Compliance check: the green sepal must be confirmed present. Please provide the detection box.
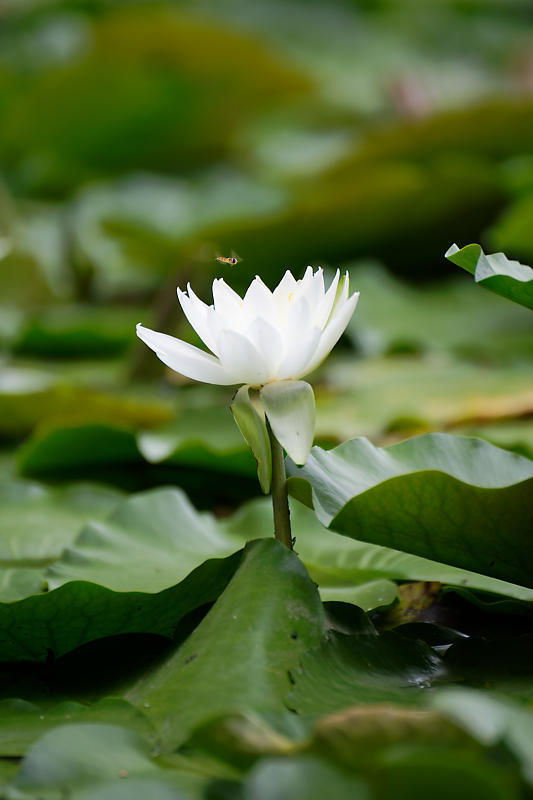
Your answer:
[260,380,315,466]
[230,385,272,493]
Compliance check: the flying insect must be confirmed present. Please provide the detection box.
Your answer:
[215,252,241,266]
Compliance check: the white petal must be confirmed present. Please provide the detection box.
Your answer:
[177,286,218,355]
[212,278,243,318]
[136,324,235,385]
[277,325,322,380]
[244,316,284,376]
[273,270,297,303]
[303,289,360,375]
[314,269,340,328]
[216,328,272,386]
[272,270,297,324]
[243,275,275,319]
[304,267,325,312]
[298,266,314,291]
[281,294,313,342]
[289,266,323,316]
[328,271,350,320]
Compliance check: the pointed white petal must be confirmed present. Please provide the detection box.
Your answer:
[298,266,314,289]
[314,269,340,328]
[216,328,272,386]
[276,295,317,377]
[304,267,325,311]
[260,380,315,465]
[328,272,350,321]
[212,279,243,318]
[244,316,284,376]
[243,275,275,318]
[303,290,360,375]
[290,266,322,314]
[273,270,297,303]
[277,326,322,380]
[177,287,218,354]
[183,282,211,315]
[136,324,235,385]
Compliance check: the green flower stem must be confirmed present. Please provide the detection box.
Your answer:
[267,420,293,550]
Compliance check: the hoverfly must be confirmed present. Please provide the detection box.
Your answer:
[215,252,242,266]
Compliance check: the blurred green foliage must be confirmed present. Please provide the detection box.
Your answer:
[1,1,533,797]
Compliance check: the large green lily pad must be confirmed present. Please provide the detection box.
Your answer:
[125,539,325,750]
[287,433,533,588]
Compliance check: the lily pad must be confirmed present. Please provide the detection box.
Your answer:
[0,697,155,758]
[19,408,257,486]
[7,723,202,799]
[287,433,533,588]
[14,305,143,358]
[0,479,122,566]
[317,355,533,444]
[46,487,239,593]
[0,367,172,440]
[0,479,122,602]
[0,528,242,662]
[125,539,325,750]
[241,756,370,800]
[446,243,533,310]
[432,689,533,786]
[227,499,533,605]
[286,627,441,715]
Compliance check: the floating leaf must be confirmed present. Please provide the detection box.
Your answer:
[46,487,239,593]
[221,499,533,605]
[0,480,122,565]
[241,756,370,800]
[0,698,155,758]
[6,723,203,800]
[287,434,533,588]
[14,305,143,358]
[0,479,122,602]
[20,408,257,483]
[446,243,533,310]
[371,746,518,800]
[0,493,242,662]
[287,627,441,716]
[432,689,533,787]
[310,705,471,772]
[317,355,533,444]
[125,539,325,750]
[0,367,172,440]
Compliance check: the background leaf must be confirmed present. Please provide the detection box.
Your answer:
[446,243,533,310]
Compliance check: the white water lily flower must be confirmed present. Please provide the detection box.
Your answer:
[137,267,358,472]
[136,266,359,388]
